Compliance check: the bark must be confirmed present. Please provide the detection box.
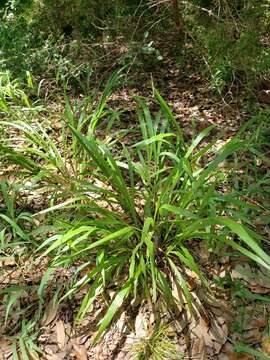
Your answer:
[172,0,183,32]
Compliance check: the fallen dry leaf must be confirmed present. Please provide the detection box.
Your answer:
[192,337,207,359]
[242,328,262,344]
[231,264,255,284]
[55,320,66,350]
[44,344,59,355]
[41,297,59,326]
[0,340,12,360]
[95,343,103,360]
[231,264,270,294]
[0,257,16,267]
[212,319,228,352]
[73,343,88,360]
[190,312,228,355]
[198,241,210,263]
[191,317,212,345]
[135,307,148,338]
[221,341,254,359]
[249,286,270,294]
[227,352,253,360]
[45,352,67,360]
[243,318,267,331]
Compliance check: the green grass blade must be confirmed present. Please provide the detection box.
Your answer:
[93,282,131,344]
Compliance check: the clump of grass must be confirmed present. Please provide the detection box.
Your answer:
[0,179,35,255]
[1,84,270,346]
[0,71,32,112]
[129,324,181,360]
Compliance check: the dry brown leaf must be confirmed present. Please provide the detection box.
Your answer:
[221,343,253,359]
[210,305,234,323]
[242,328,262,344]
[213,342,226,356]
[171,279,184,313]
[185,268,200,287]
[191,314,228,355]
[0,340,12,359]
[192,337,207,359]
[198,242,210,263]
[64,322,72,338]
[211,317,228,342]
[243,318,267,331]
[218,353,230,360]
[73,343,88,360]
[188,292,206,321]
[45,352,67,360]
[191,318,211,344]
[227,352,253,360]
[115,311,127,332]
[249,286,270,294]
[231,264,255,284]
[55,320,66,350]
[41,298,59,326]
[0,257,16,266]
[52,122,63,131]
[135,307,148,338]
[231,264,270,294]
[95,343,103,360]
[44,344,59,355]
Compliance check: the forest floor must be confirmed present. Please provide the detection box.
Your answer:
[0,59,270,360]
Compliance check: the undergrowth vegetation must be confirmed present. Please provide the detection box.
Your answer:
[1,1,270,95]
[1,1,270,359]
[0,69,270,358]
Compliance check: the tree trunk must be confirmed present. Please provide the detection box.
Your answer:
[172,0,183,33]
